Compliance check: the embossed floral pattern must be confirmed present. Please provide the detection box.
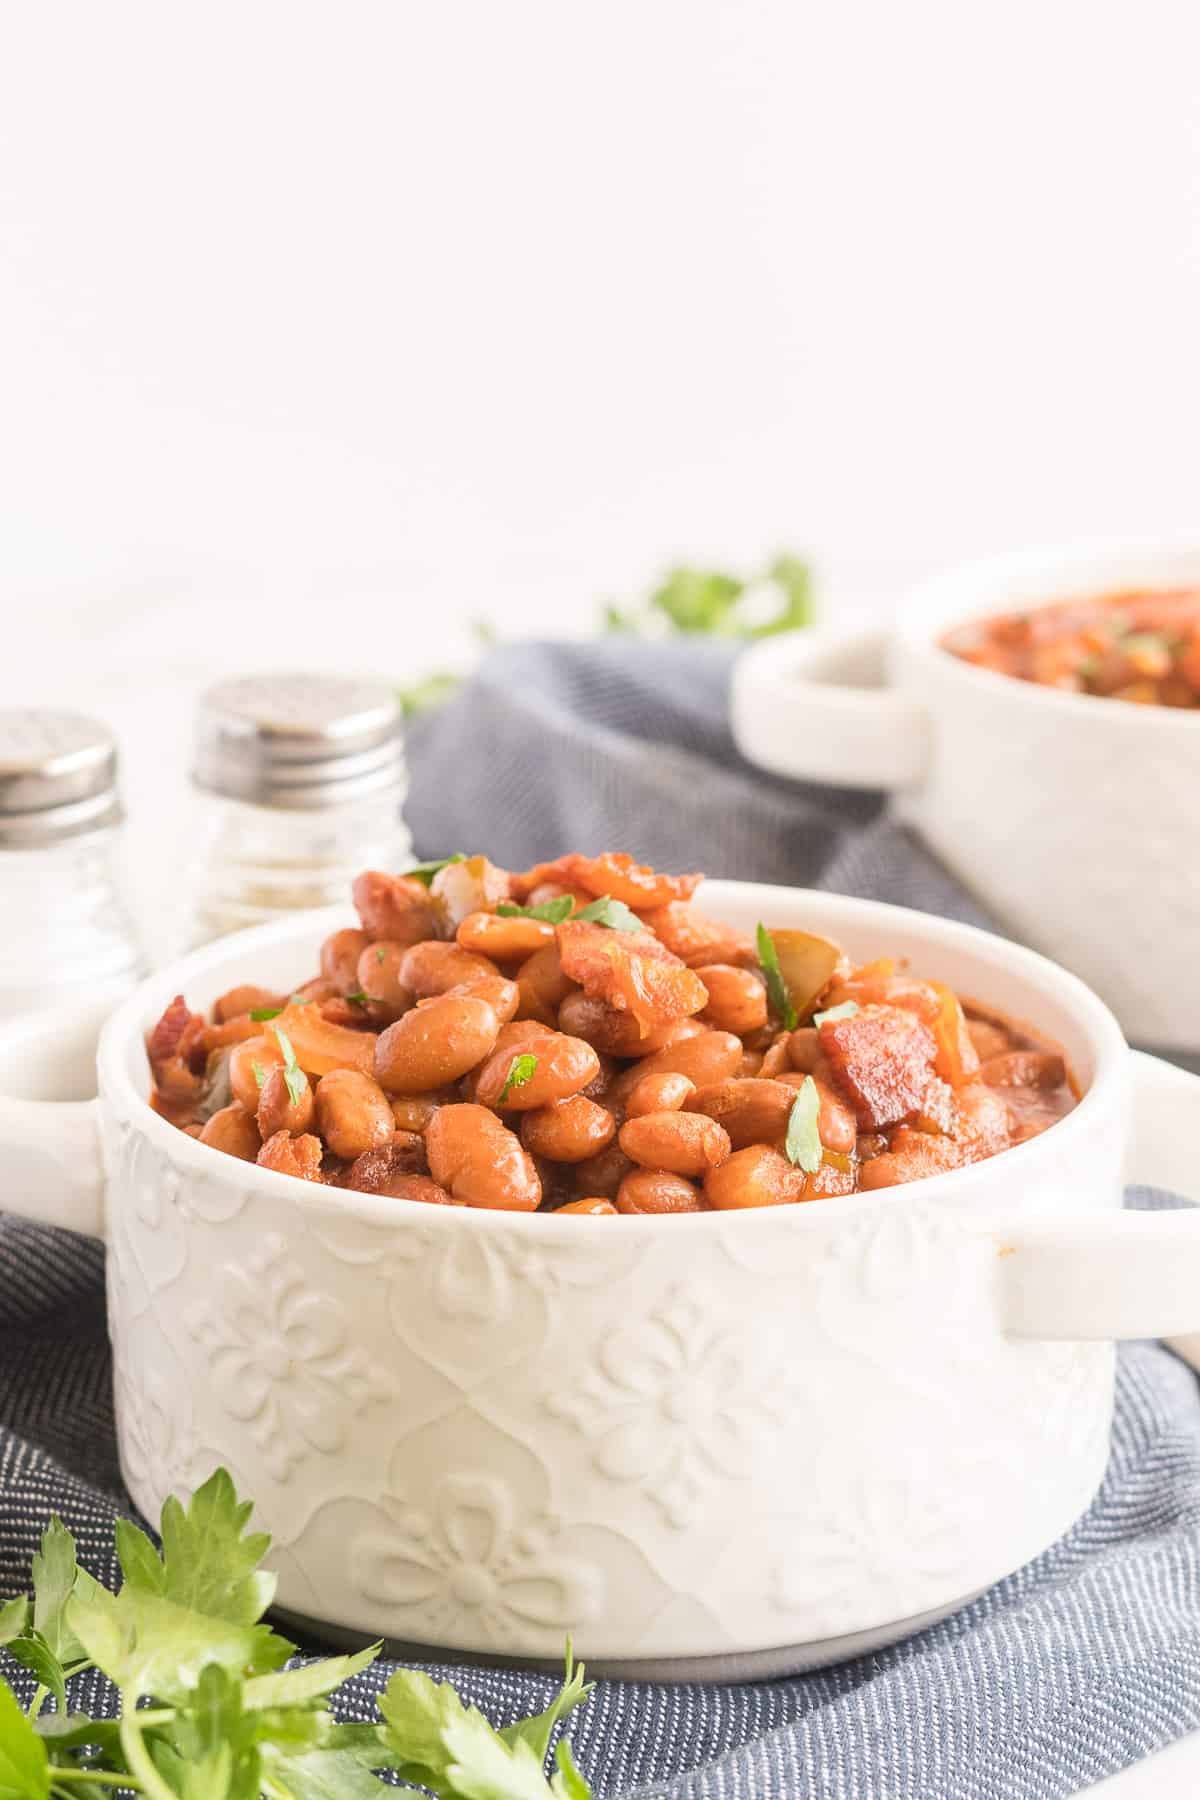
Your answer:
[114,1345,199,1510]
[185,1233,392,1480]
[352,1471,602,1647]
[549,1289,795,1527]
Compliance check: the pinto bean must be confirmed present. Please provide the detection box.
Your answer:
[775,1072,858,1154]
[199,1102,261,1161]
[213,984,283,1024]
[352,870,440,944]
[521,1095,616,1162]
[426,1103,541,1210]
[786,1027,821,1073]
[399,940,499,998]
[572,1143,636,1199]
[390,1092,455,1133]
[619,1110,731,1177]
[758,1033,793,1078]
[616,1170,703,1214]
[556,1197,618,1215]
[315,1068,395,1159]
[354,1171,452,1204]
[979,1050,1067,1090]
[374,995,500,1093]
[446,973,520,1024]
[320,927,374,996]
[357,941,416,1014]
[474,1030,600,1110]
[457,911,555,961]
[517,943,577,1027]
[695,964,768,1036]
[691,1078,797,1148]
[557,993,703,1058]
[256,1064,315,1139]
[608,1030,743,1109]
[704,1144,799,1209]
[624,1072,696,1118]
[256,1130,324,1182]
[228,1035,285,1113]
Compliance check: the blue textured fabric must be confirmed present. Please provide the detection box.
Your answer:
[0,639,1197,1798]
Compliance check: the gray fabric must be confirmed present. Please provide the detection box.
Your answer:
[1,638,1198,1798]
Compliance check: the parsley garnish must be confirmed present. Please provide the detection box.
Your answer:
[574,897,642,932]
[272,1028,308,1107]
[346,990,369,1006]
[0,1471,597,1796]
[499,1053,539,1102]
[757,924,798,1031]
[785,1076,822,1173]
[496,896,575,924]
[376,947,387,964]
[404,853,467,887]
[251,1060,267,1090]
[813,1000,859,1027]
[249,1005,282,1021]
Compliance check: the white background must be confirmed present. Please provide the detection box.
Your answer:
[3,8,1200,1788]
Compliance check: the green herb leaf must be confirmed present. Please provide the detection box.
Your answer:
[241,1644,380,1711]
[6,1630,66,1713]
[0,1680,49,1799]
[785,1076,822,1174]
[397,673,463,719]
[271,1029,308,1109]
[269,1745,393,1797]
[573,897,642,932]
[553,1737,594,1800]
[499,1054,539,1103]
[500,1642,593,1765]
[496,897,574,924]
[250,1006,282,1022]
[757,925,798,1032]
[30,1516,82,1668]
[812,1000,859,1028]
[404,853,467,887]
[0,1598,27,1648]
[375,948,387,964]
[252,1060,267,1090]
[344,991,369,1006]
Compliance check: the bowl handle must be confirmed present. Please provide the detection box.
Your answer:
[0,1002,109,1239]
[999,1051,1200,1341]
[729,627,930,790]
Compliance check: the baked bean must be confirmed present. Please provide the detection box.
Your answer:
[758,1034,792,1078]
[256,1130,324,1182]
[457,911,555,961]
[203,1014,267,1051]
[199,1102,260,1161]
[458,1018,545,1101]
[580,1053,616,1102]
[619,1110,731,1177]
[695,964,768,1036]
[256,1064,315,1139]
[400,940,498,998]
[357,941,416,1014]
[315,1068,395,1159]
[374,995,500,1094]
[430,854,512,930]
[355,1170,452,1204]
[228,1035,285,1112]
[980,1050,1067,1089]
[320,994,394,1031]
[521,1095,616,1162]
[527,880,591,909]
[320,927,374,996]
[291,976,339,1005]
[775,1072,858,1154]
[691,1078,796,1148]
[572,1143,636,1199]
[616,1169,703,1214]
[474,1030,600,1110]
[786,1027,821,1073]
[624,1072,696,1118]
[516,943,576,1027]
[966,1017,1014,1062]
[737,1049,765,1078]
[390,1092,454,1132]
[558,993,703,1058]
[556,1197,618,1215]
[705,1144,800,1209]
[446,973,520,1025]
[269,1004,377,1080]
[352,870,440,945]
[426,1103,541,1210]
[608,1030,743,1108]
[344,1134,431,1192]
[213,984,283,1024]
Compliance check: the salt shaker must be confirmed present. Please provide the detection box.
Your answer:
[185,673,412,946]
[0,711,145,1020]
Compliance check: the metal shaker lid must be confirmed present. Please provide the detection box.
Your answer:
[0,710,123,845]
[192,673,405,809]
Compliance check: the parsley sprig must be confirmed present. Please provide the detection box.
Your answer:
[499,1053,539,1103]
[404,854,466,887]
[574,897,642,932]
[497,897,575,924]
[271,1028,308,1108]
[785,1076,822,1173]
[0,1471,596,1798]
[756,925,797,1032]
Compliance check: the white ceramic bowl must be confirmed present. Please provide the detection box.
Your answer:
[2,881,1200,1681]
[730,541,1200,1051]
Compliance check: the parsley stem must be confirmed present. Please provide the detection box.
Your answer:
[119,1698,177,1800]
[26,1682,47,1720]
[49,1773,145,1789]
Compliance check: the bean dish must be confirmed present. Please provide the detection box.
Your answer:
[147,852,1078,1213]
[942,587,1200,706]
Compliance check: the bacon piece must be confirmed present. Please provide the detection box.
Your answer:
[818,1004,938,1130]
[823,973,979,1088]
[645,902,756,967]
[557,918,708,1036]
[511,853,701,911]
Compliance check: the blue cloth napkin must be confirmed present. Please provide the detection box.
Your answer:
[1,638,1197,1799]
